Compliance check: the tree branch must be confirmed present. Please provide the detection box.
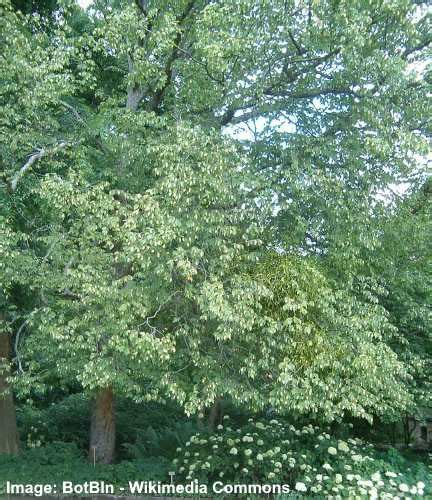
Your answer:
[60,100,111,155]
[149,0,196,112]
[10,141,70,192]
[287,30,305,55]
[59,100,85,124]
[403,37,432,58]
[14,319,28,374]
[134,0,149,16]
[264,85,359,99]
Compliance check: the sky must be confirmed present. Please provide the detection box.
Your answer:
[78,0,92,8]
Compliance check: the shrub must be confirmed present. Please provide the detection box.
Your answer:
[172,416,432,497]
[122,421,199,460]
[16,393,89,449]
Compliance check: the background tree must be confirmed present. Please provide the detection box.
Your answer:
[373,179,432,420]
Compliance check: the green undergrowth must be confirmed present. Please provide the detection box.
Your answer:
[1,396,430,498]
[0,442,171,495]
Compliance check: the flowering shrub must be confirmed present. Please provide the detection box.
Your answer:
[173,416,431,497]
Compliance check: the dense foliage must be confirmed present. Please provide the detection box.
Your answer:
[173,416,431,497]
[0,398,431,498]
[0,0,430,494]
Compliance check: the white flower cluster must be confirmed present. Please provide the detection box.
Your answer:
[173,417,430,497]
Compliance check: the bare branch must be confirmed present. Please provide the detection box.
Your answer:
[14,319,28,374]
[10,141,70,192]
[59,100,85,124]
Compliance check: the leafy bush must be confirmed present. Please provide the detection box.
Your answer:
[123,421,199,460]
[16,394,193,458]
[115,398,193,456]
[172,416,432,497]
[16,393,89,449]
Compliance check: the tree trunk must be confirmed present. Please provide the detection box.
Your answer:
[0,332,19,455]
[89,387,115,464]
[208,398,221,430]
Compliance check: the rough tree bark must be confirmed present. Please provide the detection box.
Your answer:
[88,387,115,464]
[0,332,19,455]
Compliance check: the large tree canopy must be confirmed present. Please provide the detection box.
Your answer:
[0,0,430,462]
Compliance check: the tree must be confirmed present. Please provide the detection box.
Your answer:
[1,0,430,461]
[19,127,258,463]
[192,254,412,422]
[0,0,79,454]
[373,179,432,420]
[0,323,19,455]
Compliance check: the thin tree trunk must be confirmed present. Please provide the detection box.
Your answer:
[208,398,221,430]
[0,332,19,455]
[88,387,115,464]
[403,415,409,447]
